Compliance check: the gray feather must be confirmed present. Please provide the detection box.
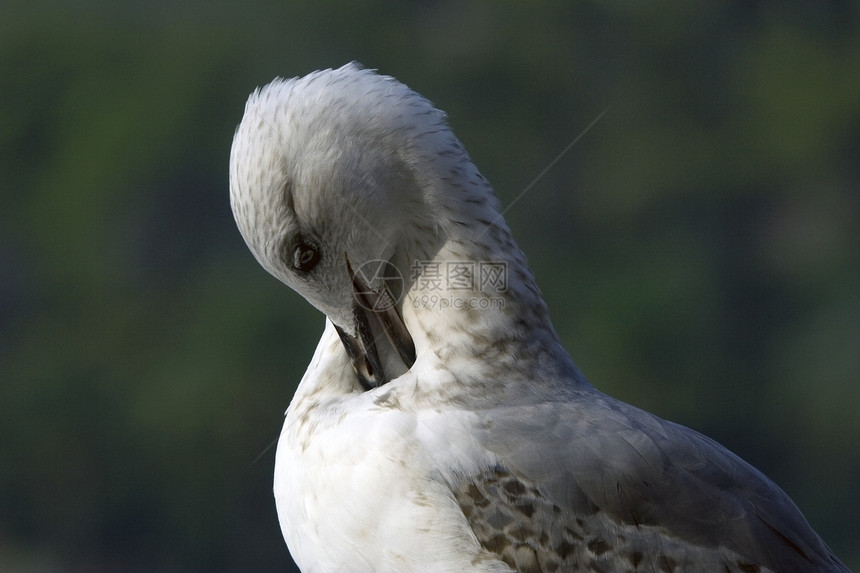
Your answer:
[459,388,848,572]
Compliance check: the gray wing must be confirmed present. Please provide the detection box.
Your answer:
[457,388,849,572]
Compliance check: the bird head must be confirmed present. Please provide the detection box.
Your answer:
[228,64,460,389]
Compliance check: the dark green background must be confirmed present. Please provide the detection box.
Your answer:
[2,1,858,571]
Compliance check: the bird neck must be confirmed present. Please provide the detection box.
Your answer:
[392,134,577,380]
[399,218,573,381]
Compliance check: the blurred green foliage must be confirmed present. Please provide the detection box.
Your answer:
[1,1,858,571]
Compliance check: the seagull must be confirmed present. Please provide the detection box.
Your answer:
[229,63,849,572]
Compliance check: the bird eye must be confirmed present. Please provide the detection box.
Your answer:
[292,240,321,273]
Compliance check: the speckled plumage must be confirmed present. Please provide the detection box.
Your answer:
[229,63,849,572]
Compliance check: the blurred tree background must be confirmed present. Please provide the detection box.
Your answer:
[1,1,858,571]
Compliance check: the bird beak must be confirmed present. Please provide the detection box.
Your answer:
[334,257,416,390]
